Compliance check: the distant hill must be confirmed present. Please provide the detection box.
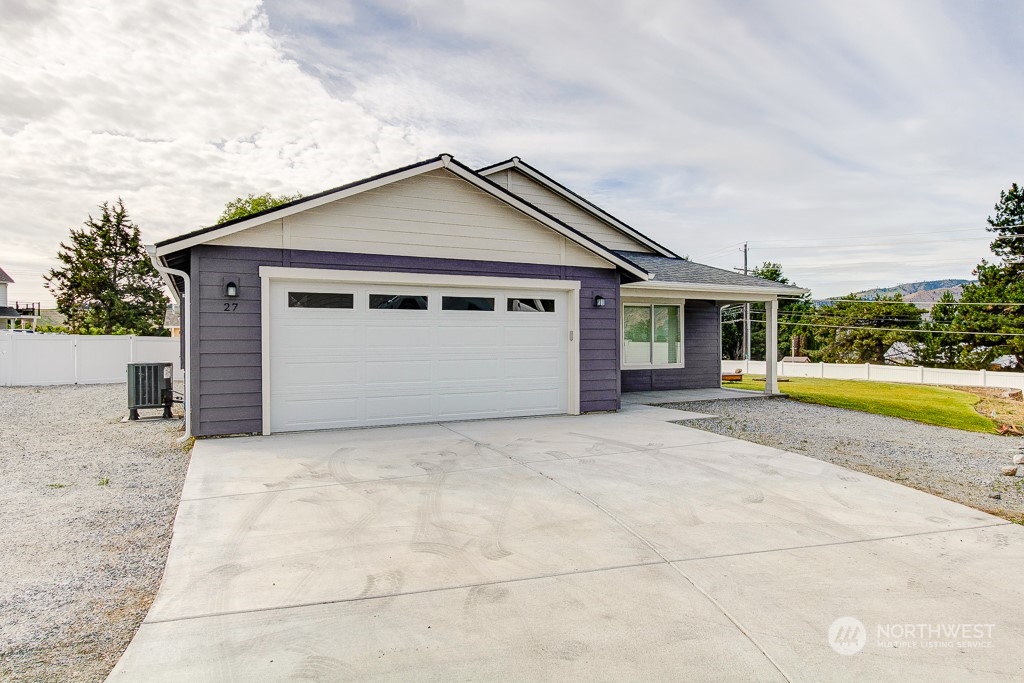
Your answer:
[820,279,974,305]
[853,279,973,303]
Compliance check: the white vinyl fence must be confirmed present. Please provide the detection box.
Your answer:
[0,333,182,386]
[723,359,1024,391]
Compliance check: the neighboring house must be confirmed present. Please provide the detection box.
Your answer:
[0,266,39,332]
[163,303,181,338]
[0,265,12,309]
[152,155,805,437]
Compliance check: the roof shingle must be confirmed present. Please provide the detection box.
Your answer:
[614,251,806,291]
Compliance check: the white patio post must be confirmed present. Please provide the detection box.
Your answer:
[764,299,779,395]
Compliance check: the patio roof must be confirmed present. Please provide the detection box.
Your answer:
[614,251,808,295]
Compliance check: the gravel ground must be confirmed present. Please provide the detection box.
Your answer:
[0,384,190,682]
[670,397,1024,523]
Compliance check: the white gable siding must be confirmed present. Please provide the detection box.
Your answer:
[207,170,611,269]
[208,219,284,249]
[504,170,655,254]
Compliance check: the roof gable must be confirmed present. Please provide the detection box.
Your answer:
[0,266,13,284]
[206,168,612,270]
[154,155,648,280]
[478,158,678,258]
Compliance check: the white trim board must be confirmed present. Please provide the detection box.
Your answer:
[259,267,582,435]
[259,267,582,291]
[623,281,802,300]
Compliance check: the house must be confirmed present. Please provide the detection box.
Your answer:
[0,266,13,311]
[151,155,805,437]
[0,266,39,332]
[163,303,181,338]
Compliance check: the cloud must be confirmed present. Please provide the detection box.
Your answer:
[3,0,1023,305]
[264,0,1023,294]
[0,0,426,304]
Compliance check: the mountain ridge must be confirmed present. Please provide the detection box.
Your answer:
[817,279,975,305]
[853,279,973,303]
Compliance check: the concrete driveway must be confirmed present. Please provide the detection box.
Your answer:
[110,405,1024,681]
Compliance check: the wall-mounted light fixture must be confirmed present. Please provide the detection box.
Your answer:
[594,295,606,308]
[225,281,238,298]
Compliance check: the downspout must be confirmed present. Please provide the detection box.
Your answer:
[146,245,192,442]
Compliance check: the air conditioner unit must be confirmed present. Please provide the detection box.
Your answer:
[127,362,173,420]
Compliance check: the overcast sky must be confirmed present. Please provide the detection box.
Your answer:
[3,0,1023,306]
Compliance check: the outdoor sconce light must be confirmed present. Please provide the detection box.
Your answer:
[225,281,238,298]
[594,295,606,308]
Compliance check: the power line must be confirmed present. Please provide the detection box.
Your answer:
[726,317,1024,337]
[745,227,984,244]
[739,224,1024,246]
[750,241,989,251]
[694,241,747,259]
[784,258,986,268]
[779,297,1024,307]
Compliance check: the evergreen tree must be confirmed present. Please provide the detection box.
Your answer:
[917,290,961,368]
[952,182,1024,370]
[986,182,1024,261]
[812,294,923,364]
[953,263,1024,369]
[218,192,302,223]
[44,200,167,335]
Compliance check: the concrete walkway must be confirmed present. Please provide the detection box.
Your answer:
[110,405,1024,681]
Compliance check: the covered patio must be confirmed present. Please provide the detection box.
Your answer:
[616,252,809,400]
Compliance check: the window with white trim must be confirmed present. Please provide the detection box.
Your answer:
[623,304,682,366]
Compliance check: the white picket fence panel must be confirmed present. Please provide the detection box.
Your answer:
[0,333,182,386]
[722,360,1024,391]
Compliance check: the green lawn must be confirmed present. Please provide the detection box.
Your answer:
[728,376,997,434]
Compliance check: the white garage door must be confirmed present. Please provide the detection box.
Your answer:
[267,278,571,432]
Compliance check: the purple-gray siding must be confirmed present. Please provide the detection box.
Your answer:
[620,300,722,392]
[187,245,620,436]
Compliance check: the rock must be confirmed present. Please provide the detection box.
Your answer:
[989,492,1002,500]
[998,389,1023,401]
[1014,453,1024,465]
[1001,466,1018,476]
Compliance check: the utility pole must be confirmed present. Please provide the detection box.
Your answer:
[742,243,750,361]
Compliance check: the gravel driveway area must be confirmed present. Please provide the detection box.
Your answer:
[0,384,190,683]
[671,397,1024,523]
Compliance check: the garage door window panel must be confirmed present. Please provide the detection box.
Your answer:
[508,298,555,312]
[442,296,495,311]
[288,292,354,309]
[369,294,429,310]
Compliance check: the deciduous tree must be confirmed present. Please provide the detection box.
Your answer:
[217,192,302,223]
[722,262,813,360]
